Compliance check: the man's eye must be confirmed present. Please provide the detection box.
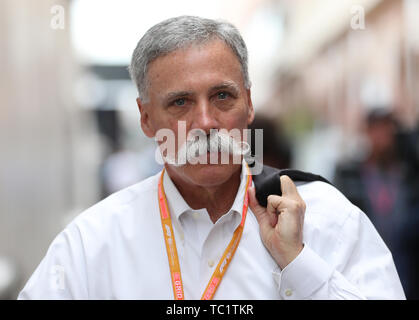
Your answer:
[173,98,186,106]
[217,92,229,100]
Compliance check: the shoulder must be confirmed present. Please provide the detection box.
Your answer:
[296,180,361,229]
[64,172,161,242]
[297,180,353,209]
[19,173,163,299]
[295,180,375,264]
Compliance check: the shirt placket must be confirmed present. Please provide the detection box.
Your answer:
[198,211,239,298]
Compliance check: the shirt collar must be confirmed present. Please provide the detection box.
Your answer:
[162,169,192,221]
[162,159,250,222]
[229,160,249,217]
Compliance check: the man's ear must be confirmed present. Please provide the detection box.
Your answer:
[136,97,155,138]
[246,88,255,125]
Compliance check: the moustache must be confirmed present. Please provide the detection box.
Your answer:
[164,130,250,167]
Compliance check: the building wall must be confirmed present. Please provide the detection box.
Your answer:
[271,0,417,131]
[0,0,102,297]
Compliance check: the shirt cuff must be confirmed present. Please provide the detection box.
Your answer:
[272,244,334,299]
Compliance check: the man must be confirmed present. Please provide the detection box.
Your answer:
[18,16,404,299]
[334,108,419,299]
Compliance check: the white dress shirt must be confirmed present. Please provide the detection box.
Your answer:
[18,162,405,299]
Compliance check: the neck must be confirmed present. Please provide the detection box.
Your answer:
[165,165,242,223]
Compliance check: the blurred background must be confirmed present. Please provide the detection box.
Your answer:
[1,0,418,299]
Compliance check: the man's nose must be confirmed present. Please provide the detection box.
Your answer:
[190,99,219,134]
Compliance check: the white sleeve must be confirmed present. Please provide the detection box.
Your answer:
[17,222,89,300]
[272,207,406,300]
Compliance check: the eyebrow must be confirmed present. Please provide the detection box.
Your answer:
[165,90,194,102]
[163,81,241,103]
[209,81,240,95]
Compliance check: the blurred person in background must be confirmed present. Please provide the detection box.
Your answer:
[96,109,163,198]
[334,108,419,299]
[101,141,163,197]
[248,115,292,170]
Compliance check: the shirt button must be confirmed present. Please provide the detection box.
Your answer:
[285,289,293,297]
[193,212,200,219]
[208,260,215,268]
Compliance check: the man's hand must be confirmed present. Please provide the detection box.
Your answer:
[248,175,306,269]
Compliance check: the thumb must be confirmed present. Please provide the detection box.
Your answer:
[280,175,299,197]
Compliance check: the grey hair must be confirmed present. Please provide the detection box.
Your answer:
[128,15,250,102]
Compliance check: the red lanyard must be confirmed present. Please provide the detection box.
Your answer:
[158,164,252,300]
